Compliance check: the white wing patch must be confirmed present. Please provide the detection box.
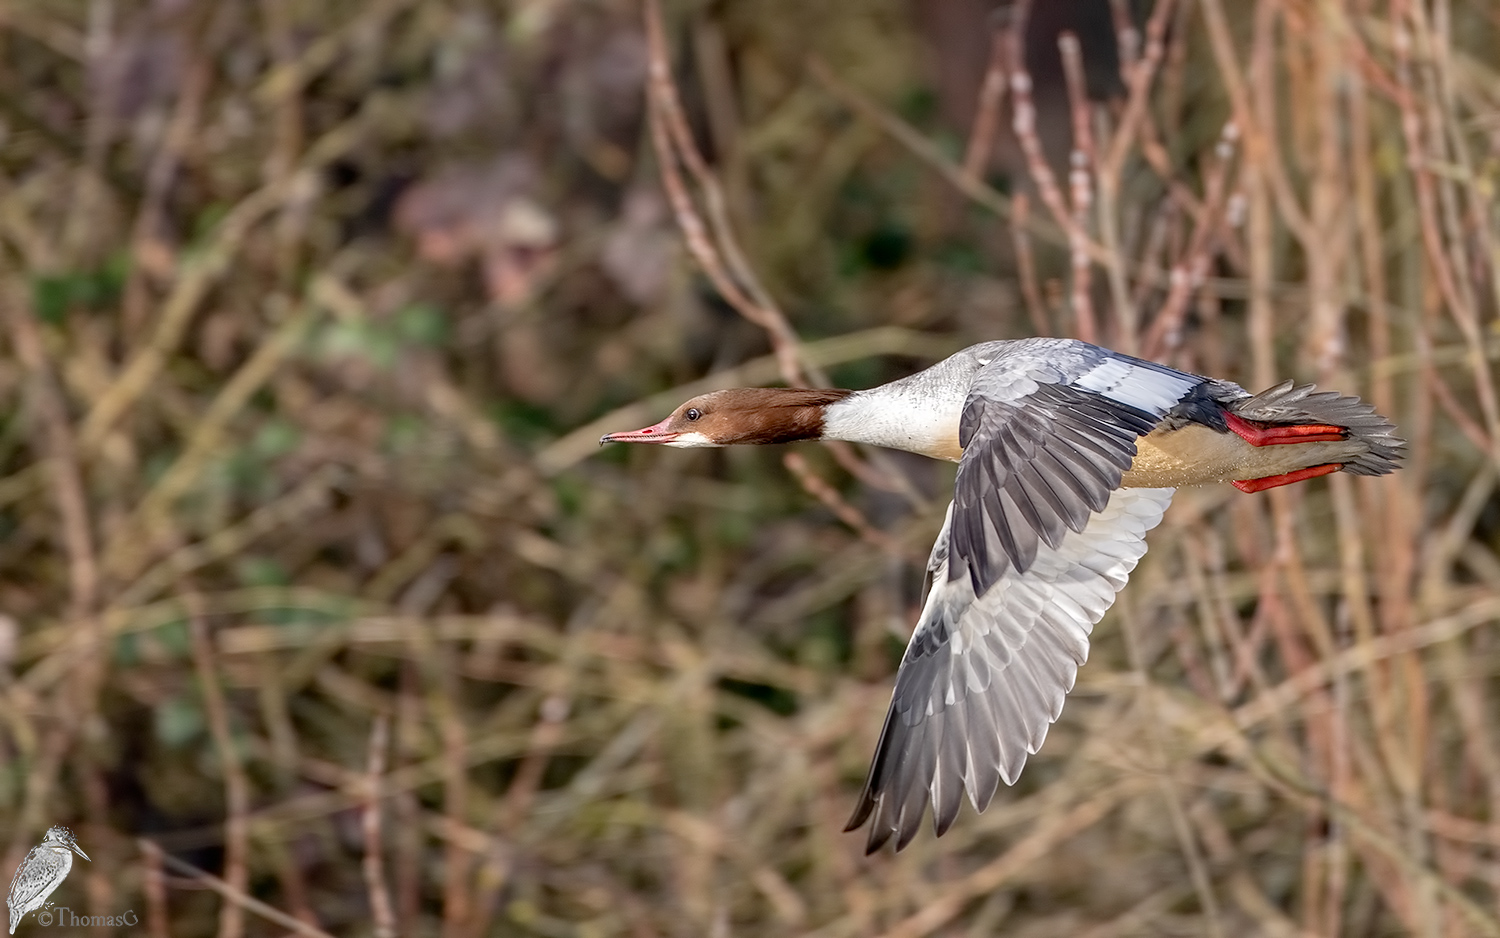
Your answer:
[1072,356,1200,413]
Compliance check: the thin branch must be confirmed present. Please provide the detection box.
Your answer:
[363,715,396,938]
[140,842,339,938]
[643,0,809,387]
[1199,0,1315,243]
[807,56,1065,254]
[187,595,248,938]
[1005,1,1102,272]
[783,453,914,562]
[961,30,1009,182]
[1011,193,1051,335]
[140,839,172,938]
[1143,121,1241,359]
[1103,0,1177,181]
[1391,0,1500,463]
[1059,32,1098,342]
[5,300,98,619]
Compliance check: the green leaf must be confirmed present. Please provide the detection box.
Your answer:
[30,258,126,324]
[32,277,72,325]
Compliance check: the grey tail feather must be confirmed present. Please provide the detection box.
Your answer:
[1225,380,1405,477]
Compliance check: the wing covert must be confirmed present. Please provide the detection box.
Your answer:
[950,347,1201,594]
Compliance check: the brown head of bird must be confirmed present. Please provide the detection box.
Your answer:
[600,387,853,448]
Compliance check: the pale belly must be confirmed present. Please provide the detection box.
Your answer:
[936,422,1361,486]
[1119,423,1364,488]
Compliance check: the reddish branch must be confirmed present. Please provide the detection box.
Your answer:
[642,0,810,388]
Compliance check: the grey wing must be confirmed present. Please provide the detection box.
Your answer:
[7,850,65,922]
[950,343,1203,594]
[845,487,1175,853]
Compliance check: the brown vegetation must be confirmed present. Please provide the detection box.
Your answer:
[1,0,1498,934]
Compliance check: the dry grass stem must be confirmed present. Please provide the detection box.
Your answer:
[362,715,396,938]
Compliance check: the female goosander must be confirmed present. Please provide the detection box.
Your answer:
[601,338,1403,852]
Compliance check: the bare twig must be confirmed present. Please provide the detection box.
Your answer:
[5,299,98,620]
[1391,0,1500,464]
[1102,0,1176,181]
[961,31,1009,182]
[643,0,810,388]
[1005,2,1101,281]
[363,715,397,938]
[141,842,339,938]
[1200,0,1314,243]
[1143,121,1240,359]
[782,453,913,561]
[76,182,286,450]
[1058,32,1098,342]
[807,56,1067,253]
[140,839,172,938]
[119,37,211,336]
[1117,601,1226,938]
[1011,193,1051,335]
[187,594,248,938]
[877,779,1153,938]
[1,282,103,872]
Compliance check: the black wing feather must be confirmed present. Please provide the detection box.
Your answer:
[950,383,1158,595]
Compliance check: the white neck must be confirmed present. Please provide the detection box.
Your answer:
[820,382,966,461]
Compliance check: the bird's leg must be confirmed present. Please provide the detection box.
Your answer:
[1225,410,1349,492]
[1224,411,1346,445]
[1231,463,1340,493]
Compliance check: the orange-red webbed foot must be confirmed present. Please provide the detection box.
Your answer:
[1224,411,1346,446]
[1232,463,1341,493]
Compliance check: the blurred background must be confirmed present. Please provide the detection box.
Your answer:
[1,0,1498,934]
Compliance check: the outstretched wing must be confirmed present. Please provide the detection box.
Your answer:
[949,342,1201,594]
[846,487,1175,853]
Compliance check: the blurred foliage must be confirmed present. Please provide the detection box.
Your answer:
[0,0,1498,936]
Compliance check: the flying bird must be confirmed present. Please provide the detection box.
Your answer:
[601,338,1403,852]
[7,826,88,933]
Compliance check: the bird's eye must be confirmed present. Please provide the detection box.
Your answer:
[685,408,702,421]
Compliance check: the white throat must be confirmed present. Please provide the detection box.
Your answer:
[820,384,966,461]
